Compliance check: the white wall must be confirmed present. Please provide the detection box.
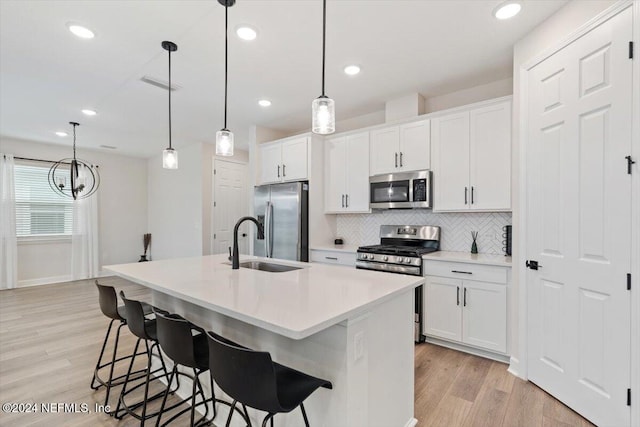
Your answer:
[424,77,513,113]
[147,141,249,260]
[509,0,617,376]
[0,137,148,285]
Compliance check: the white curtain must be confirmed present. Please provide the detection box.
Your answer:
[0,154,18,290]
[71,165,99,280]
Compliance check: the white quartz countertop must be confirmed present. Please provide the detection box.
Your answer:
[105,254,423,340]
[309,244,359,253]
[422,251,512,267]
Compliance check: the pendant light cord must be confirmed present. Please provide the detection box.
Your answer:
[321,0,326,96]
[168,48,173,150]
[72,123,77,160]
[224,2,229,130]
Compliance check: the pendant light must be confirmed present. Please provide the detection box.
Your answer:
[162,40,179,169]
[48,122,100,200]
[216,0,235,157]
[312,0,335,135]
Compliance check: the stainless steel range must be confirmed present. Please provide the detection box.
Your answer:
[356,225,440,342]
[356,225,440,276]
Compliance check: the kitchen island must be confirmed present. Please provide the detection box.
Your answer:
[105,254,423,427]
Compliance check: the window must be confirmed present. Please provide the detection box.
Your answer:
[14,163,73,237]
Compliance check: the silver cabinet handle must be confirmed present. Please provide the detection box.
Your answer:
[464,187,468,204]
[456,286,460,306]
[395,152,398,168]
[325,256,338,261]
[463,288,467,307]
[277,165,280,178]
[451,270,473,275]
[345,194,349,208]
[341,194,345,208]
[471,186,474,204]
[282,164,286,177]
[400,152,403,167]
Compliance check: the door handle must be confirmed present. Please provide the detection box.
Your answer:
[282,164,286,177]
[342,194,345,208]
[395,152,398,168]
[471,186,474,204]
[464,187,468,205]
[345,194,349,208]
[526,260,541,270]
[463,288,467,307]
[400,152,403,167]
[456,286,460,306]
[277,165,280,178]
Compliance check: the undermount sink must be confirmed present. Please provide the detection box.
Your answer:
[238,261,301,273]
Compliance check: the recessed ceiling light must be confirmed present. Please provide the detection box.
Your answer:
[258,99,272,107]
[82,109,97,116]
[55,131,68,137]
[236,25,257,41]
[493,1,522,20]
[344,65,361,76]
[67,23,95,39]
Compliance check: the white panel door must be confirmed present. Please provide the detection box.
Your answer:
[399,119,430,172]
[324,137,347,212]
[432,112,470,211]
[260,142,282,184]
[213,160,249,255]
[281,137,308,182]
[469,101,511,210]
[461,281,507,353]
[370,126,399,175]
[423,276,462,342]
[345,132,370,212]
[526,8,632,426]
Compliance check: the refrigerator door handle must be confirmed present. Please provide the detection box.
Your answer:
[268,202,274,257]
[264,201,272,258]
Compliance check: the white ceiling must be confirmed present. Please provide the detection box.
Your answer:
[0,0,567,158]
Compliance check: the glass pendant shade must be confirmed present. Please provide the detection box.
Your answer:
[216,129,234,156]
[163,148,178,169]
[312,96,335,135]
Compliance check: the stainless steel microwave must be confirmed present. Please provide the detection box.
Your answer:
[369,170,432,209]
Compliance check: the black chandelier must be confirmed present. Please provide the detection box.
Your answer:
[48,122,100,200]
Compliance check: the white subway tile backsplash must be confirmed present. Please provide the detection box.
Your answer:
[336,211,512,255]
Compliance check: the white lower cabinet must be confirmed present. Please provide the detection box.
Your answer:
[423,261,508,354]
[310,249,356,267]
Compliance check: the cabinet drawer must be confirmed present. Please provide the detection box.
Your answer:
[424,260,507,284]
[310,250,356,267]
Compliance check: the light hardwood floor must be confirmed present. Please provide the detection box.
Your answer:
[0,277,594,426]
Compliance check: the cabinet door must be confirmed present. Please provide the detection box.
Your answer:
[369,126,399,175]
[469,102,511,210]
[399,120,430,171]
[462,281,507,353]
[432,112,470,211]
[345,132,370,212]
[260,142,282,184]
[281,137,308,181]
[324,137,347,212]
[423,276,462,342]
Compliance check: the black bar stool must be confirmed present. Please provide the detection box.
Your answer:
[91,281,150,409]
[114,291,175,425]
[154,312,248,427]
[206,331,332,427]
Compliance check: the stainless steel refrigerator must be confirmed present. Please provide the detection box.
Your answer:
[253,181,309,262]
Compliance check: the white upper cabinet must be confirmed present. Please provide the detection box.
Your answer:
[325,132,370,213]
[259,136,309,185]
[432,99,511,212]
[369,119,430,175]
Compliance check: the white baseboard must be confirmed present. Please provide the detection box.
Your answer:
[17,275,73,288]
[423,336,510,364]
[404,417,418,427]
[508,356,526,379]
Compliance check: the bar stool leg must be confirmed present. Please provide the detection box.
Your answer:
[155,366,176,427]
[113,338,141,418]
[225,400,237,427]
[261,413,274,427]
[300,403,310,427]
[90,319,115,390]
[139,340,154,426]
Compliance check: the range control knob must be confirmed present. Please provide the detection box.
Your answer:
[397,256,403,263]
[383,256,389,261]
[405,257,412,263]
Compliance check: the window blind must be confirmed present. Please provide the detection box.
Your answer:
[14,163,73,237]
